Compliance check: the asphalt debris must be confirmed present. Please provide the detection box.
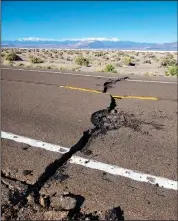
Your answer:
[104,207,124,220]
[23,170,33,176]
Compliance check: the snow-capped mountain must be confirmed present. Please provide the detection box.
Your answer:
[1,38,177,51]
[17,37,120,42]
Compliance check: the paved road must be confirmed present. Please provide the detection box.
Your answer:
[1,68,177,220]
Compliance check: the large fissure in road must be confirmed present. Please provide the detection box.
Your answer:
[1,76,163,220]
[102,76,129,93]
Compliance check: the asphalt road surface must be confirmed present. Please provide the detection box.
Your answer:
[1,67,177,220]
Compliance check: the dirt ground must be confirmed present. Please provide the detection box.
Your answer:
[1,48,177,77]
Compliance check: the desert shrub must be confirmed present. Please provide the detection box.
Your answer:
[1,52,6,57]
[58,52,63,56]
[17,63,24,67]
[71,66,81,71]
[46,66,52,69]
[75,56,89,66]
[9,61,14,66]
[5,52,22,61]
[144,60,152,64]
[117,51,125,56]
[15,50,22,54]
[95,52,104,57]
[35,65,43,69]
[165,53,174,59]
[148,54,156,59]
[153,56,159,62]
[165,65,178,76]
[104,64,117,73]
[3,48,8,52]
[123,56,132,65]
[67,51,73,55]
[30,57,44,64]
[116,62,123,67]
[59,66,68,71]
[161,55,177,67]
[144,71,154,76]
[130,56,135,59]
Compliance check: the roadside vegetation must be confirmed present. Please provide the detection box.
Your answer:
[30,56,44,64]
[75,56,89,66]
[123,56,135,66]
[5,52,22,61]
[165,65,178,76]
[1,48,177,77]
[103,64,117,73]
[161,54,177,67]
[144,60,152,64]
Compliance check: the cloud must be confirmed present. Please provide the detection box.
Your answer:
[17,37,56,41]
[17,37,120,42]
[66,37,120,42]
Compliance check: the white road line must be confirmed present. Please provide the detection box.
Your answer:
[2,67,177,84]
[1,131,177,191]
[127,79,177,84]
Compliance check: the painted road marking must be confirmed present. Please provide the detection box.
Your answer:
[2,67,177,84]
[112,95,158,100]
[60,85,158,100]
[1,131,177,191]
[1,77,159,100]
[60,85,101,94]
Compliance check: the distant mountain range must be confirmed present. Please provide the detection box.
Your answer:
[1,38,177,51]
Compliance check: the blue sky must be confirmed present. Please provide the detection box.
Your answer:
[2,1,177,43]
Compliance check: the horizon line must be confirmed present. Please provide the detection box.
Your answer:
[2,37,177,44]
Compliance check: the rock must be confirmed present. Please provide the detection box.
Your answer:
[110,109,117,114]
[44,211,68,220]
[103,117,108,122]
[1,215,6,220]
[50,195,76,210]
[27,195,35,205]
[39,195,49,208]
[63,191,70,196]
[104,207,124,220]
[23,170,33,176]
[113,116,118,122]
[107,115,113,120]
[104,122,110,128]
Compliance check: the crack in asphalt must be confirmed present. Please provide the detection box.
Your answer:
[102,76,129,93]
[2,75,165,219]
[2,77,128,219]
[4,75,162,220]
[26,77,128,200]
